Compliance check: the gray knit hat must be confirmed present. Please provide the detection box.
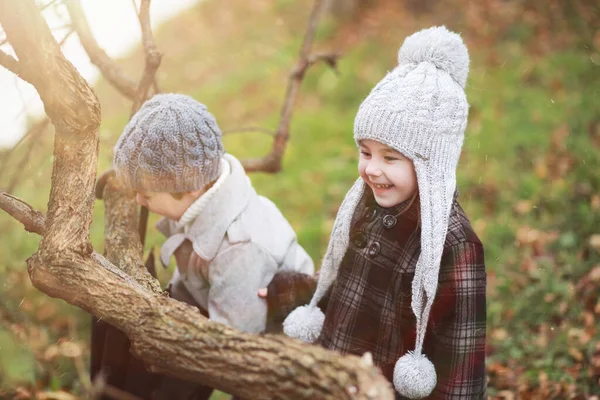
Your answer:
[283,26,470,399]
[113,93,224,193]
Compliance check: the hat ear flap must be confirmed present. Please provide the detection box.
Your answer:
[394,160,456,398]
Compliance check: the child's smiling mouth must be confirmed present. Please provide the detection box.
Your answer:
[372,183,394,189]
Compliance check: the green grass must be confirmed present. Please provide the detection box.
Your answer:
[1,0,599,397]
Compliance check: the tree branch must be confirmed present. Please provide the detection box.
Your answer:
[40,0,62,12]
[5,131,40,193]
[0,1,394,398]
[0,191,45,235]
[65,0,138,100]
[130,0,162,115]
[0,48,26,79]
[0,117,50,186]
[129,0,162,247]
[100,171,162,293]
[240,0,341,173]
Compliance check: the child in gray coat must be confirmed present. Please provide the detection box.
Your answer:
[113,93,314,333]
[104,93,314,399]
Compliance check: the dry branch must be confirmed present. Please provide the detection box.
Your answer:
[65,0,138,100]
[0,48,25,79]
[240,0,341,173]
[0,118,50,186]
[129,0,163,246]
[130,0,162,115]
[100,171,162,293]
[0,1,393,398]
[0,191,45,235]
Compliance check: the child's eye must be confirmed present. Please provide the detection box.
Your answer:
[360,151,371,158]
[384,156,399,161]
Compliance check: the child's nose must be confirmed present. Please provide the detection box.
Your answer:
[365,161,382,177]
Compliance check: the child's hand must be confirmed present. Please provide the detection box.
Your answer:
[257,288,268,298]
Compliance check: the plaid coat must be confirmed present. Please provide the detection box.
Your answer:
[316,190,487,399]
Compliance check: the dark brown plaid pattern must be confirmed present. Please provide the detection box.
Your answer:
[317,190,487,399]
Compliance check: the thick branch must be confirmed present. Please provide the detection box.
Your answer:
[0,194,393,400]
[0,1,393,398]
[240,0,341,173]
[100,171,162,293]
[0,192,392,398]
[26,249,393,399]
[65,0,138,99]
[1,0,100,253]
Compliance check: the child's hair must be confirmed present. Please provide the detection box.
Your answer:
[113,93,224,194]
[170,192,186,200]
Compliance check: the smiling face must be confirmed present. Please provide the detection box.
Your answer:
[358,139,418,208]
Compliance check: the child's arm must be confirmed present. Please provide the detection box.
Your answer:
[425,241,487,399]
[206,243,278,333]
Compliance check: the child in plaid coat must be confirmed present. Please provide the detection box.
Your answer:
[282,26,487,399]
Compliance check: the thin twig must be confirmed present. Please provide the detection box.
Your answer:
[50,23,72,31]
[0,118,50,181]
[91,373,143,400]
[130,0,162,247]
[130,0,139,15]
[69,319,92,394]
[58,28,74,46]
[240,0,341,173]
[65,0,138,99]
[0,191,45,235]
[130,0,162,115]
[0,49,22,77]
[6,129,40,193]
[40,0,63,12]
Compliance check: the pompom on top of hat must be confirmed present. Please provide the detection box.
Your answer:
[398,25,469,89]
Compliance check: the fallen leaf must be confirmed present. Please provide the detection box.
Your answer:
[568,347,584,361]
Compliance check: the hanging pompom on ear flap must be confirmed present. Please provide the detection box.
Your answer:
[393,352,437,399]
[282,305,325,343]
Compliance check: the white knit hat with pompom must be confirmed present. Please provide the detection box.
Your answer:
[284,26,470,399]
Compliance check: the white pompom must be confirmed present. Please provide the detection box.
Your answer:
[398,26,469,89]
[393,352,437,399]
[282,305,324,343]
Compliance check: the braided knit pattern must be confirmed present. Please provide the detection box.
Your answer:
[114,94,224,192]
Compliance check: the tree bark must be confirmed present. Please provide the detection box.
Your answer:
[99,170,162,294]
[0,1,394,398]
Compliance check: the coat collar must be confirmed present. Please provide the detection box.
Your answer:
[159,154,254,265]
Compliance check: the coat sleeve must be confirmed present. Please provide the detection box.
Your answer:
[424,241,487,399]
[207,243,277,333]
[265,271,317,325]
